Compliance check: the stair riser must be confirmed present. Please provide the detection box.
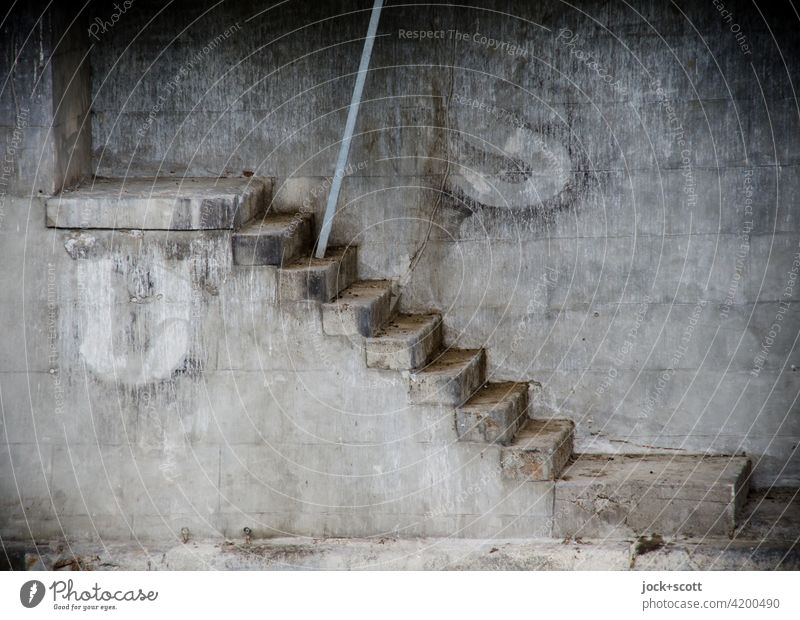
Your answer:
[456,385,528,445]
[365,320,442,370]
[279,248,358,303]
[233,216,312,266]
[409,351,486,406]
[455,404,524,445]
[322,290,393,337]
[501,431,574,481]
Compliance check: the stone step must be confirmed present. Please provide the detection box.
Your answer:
[455,382,528,445]
[232,212,313,266]
[46,177,270,230]
[501,418,575,481]
[408,349,485,406]
[278,246,358,303]
[365,313,442,370]
[321,280,395,337]
[554,454,752,538]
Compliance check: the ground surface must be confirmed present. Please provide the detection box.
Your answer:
[3,490,796,571]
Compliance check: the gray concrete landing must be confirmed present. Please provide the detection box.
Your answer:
[46,177,270,230]
[554,455,752,539]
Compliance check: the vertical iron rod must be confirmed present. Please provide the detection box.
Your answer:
[315,0,383,258]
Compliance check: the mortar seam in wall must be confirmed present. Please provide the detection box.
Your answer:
[449,301,799,308]
[258,163,800,182]
[498,370,792,376]
[93,164,798,178]
[48,444,55,508]
[431,231,799,242]
[216,445,222,519]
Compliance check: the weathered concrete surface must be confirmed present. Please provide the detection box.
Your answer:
[321,279,394,337]
[501,418,575,481]
[365,313,443,370]
[735,488,800,542]
[233,212,313,266]
[456,382,528,445]
[632,489,800,568]
[278,246,358,302]
[408,348,485,406]
[0,199,557,541]
[631,540,800,571]
[554,455,752,539]
[0,538,635,571]
[4,533,797,571]
[46,177,270,230]
[2,0,800,545]
[78,0,800,489]
[0,3,91,196]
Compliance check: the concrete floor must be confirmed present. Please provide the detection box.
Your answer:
[3,490,797,571]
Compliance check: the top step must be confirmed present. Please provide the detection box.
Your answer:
[46,177,271,230]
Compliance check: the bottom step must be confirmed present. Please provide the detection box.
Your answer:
[554,454,751,538]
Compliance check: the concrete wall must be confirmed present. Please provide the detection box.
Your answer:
[0,3,91,197]
[90,0,799,483]
[1,0,799,542]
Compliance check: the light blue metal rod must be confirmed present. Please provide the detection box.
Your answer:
[315,0,384,258]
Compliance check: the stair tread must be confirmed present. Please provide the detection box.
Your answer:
[282,246,353,271]
[370,313,440,340]
[235,212,312,236]
[327,280,393,307]
[365,313,442,370]
[54,176,257,199]
[559,453,750,488]
[278,246,358,302]
[233,212,313,266]
[456,381,528,445]
[508,418,575,452]
[409,348,486,406]
[321,280,394,337]
[459,381,527,409]
[413,348,483,377]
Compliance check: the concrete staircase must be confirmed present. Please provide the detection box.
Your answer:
[47,177,753,539]
[231,209,575,476]
[231,202,752,538]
